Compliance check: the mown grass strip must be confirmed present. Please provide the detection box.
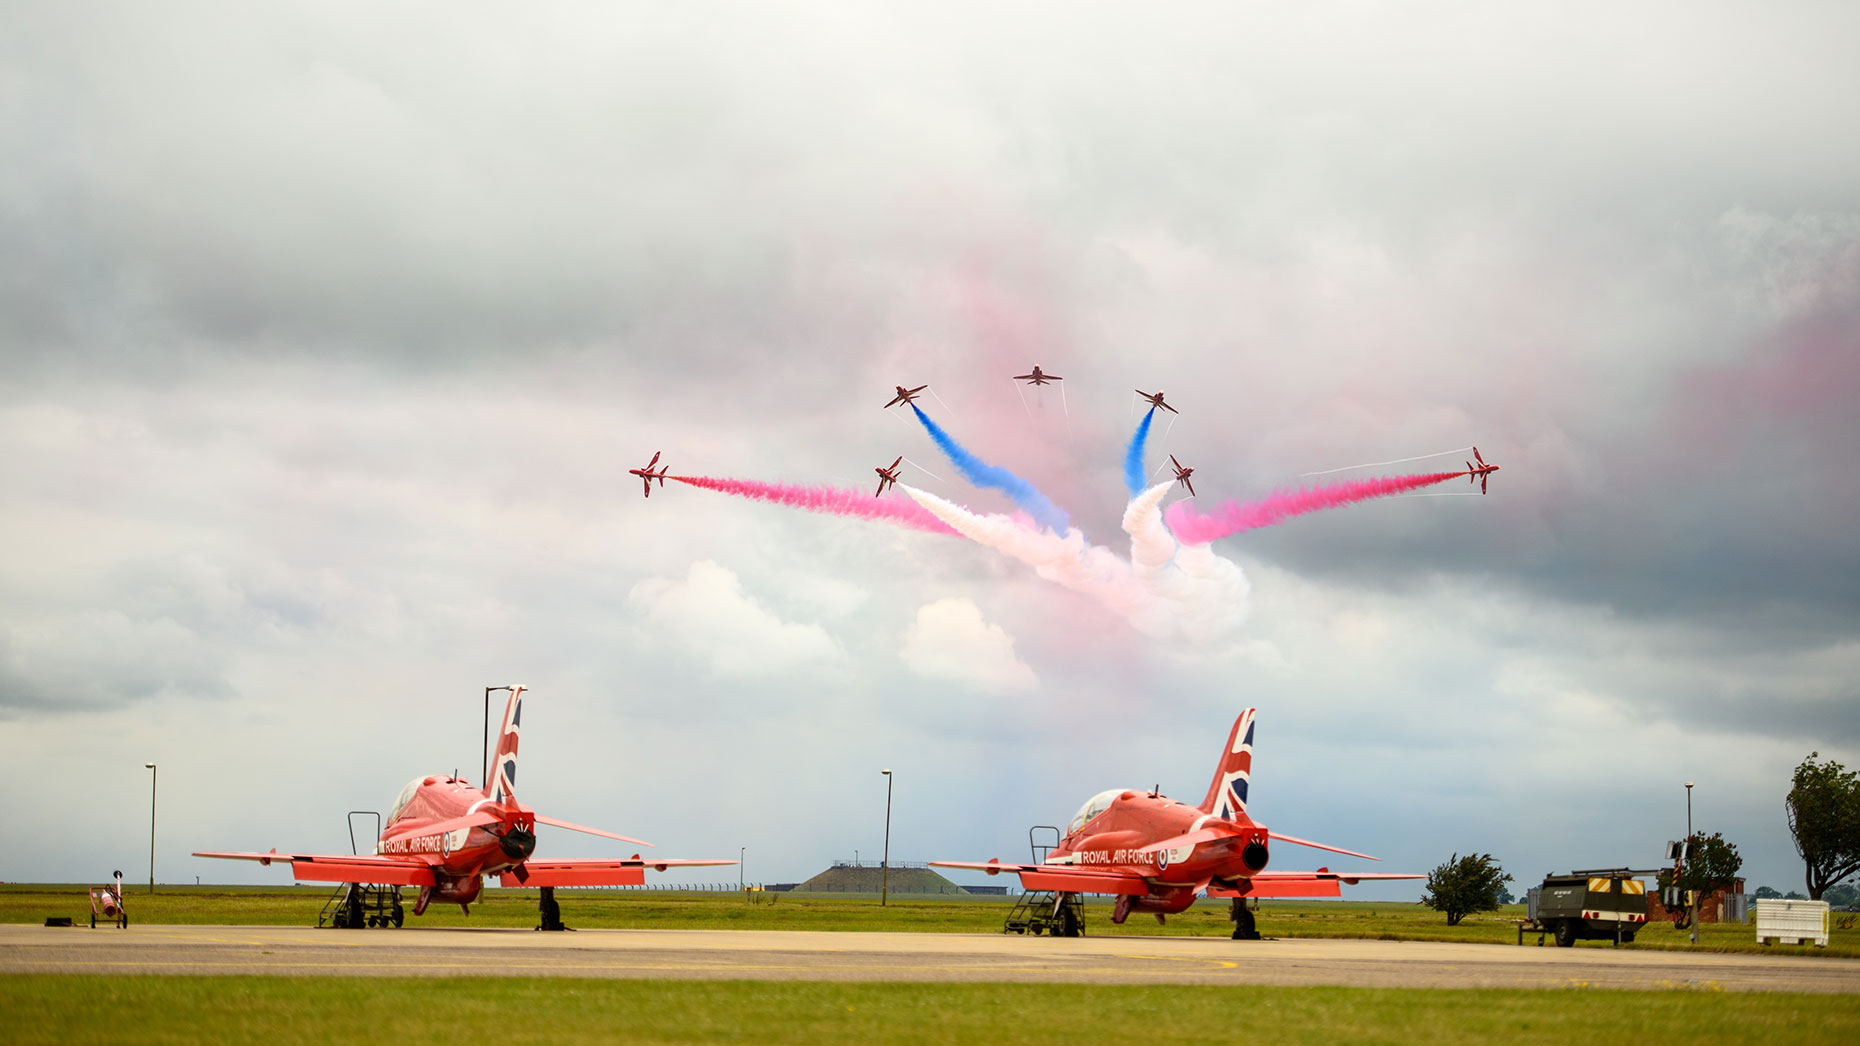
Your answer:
[5,884,1852,957]
[1,976,1855,1045]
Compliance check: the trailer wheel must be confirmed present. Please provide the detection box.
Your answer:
[1554,919,1577,948]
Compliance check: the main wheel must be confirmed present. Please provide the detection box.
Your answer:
[1057,907,1081,938]
[1554,919,1577,948]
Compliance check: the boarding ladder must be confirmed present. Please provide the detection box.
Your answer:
[316,811,404,928]
[1002,826,1084,937]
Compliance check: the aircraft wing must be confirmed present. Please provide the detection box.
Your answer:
[192,850,438,887]
[929,859,1151,896]
[498,857,738,889]
[1266,830,1379,861]
[1208,870,1425,900]
[532,814,652,847]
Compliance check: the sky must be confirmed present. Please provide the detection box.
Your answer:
[3,1,1857,900]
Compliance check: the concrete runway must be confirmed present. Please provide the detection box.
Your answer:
[5,924,1857,992]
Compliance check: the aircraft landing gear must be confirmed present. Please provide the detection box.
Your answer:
[536,886,572,932]
[1230,898,1261,940]
[1110,895,1133,925]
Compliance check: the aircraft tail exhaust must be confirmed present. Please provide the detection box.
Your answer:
[490,685,526,804]
[1198,708,1255,820]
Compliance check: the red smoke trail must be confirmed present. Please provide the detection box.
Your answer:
[669,475,961,536]
[1164,471,1465,545]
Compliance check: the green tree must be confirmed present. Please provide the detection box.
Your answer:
[1657,832,1744,898]
[1421,852,1512,926]
[1787,752,1860,900]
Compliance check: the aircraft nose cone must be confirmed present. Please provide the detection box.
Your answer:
[500,827,537,861]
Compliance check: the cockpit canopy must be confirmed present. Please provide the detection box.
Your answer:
[1067,788,1126,834]
[387,778,425,824]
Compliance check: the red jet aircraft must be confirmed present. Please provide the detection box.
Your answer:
[1170,454,1197,497]
[628,452,669,497]
[1135,389,1179,414]
[1014,366,1062,386]
[884,384,929,408]
[195,686,733,929]
[932,709,1421,938]
[873,456,903,497]
[1464,446,1499,494]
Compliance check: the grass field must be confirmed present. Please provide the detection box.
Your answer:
[1,976,1855,1045]
[5,883,1855,957]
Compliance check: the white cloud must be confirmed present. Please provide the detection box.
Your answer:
[899,597,1037,695]
[627,560,843,678]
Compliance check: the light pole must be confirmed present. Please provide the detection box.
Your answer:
[880,769,893,907]
[144,763,157,894]
[1685,781,1696,944]
[483,686,514,790]
[739,847,745,890]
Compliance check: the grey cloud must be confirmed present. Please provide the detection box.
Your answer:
[0,612,234,716]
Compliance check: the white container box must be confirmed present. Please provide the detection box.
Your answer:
[1754,898,1830,947]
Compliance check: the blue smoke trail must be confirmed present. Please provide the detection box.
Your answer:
[909,404,1072,533]
[1123,407,1156,497]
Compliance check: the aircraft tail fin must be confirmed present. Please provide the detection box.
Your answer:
[490,685,527,804]
[1198,708,1256,819]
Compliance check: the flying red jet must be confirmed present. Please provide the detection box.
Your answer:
[885,384,929,408]
[1170,455,1197,497]
[628,452,670,498]
[195,686,733,929]
[1135,389,1179,414]
[1014,366,1062,386]
[873,456,903,497]
[1464,446,1500,494]
[932,709,1421,938]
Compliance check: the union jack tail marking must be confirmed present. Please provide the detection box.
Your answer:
[490,685,526,804]
[1198,708,1255,820]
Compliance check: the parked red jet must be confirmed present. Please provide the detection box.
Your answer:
[195,686,733,929]
[628,452,669,497]
[885,384,929,408]
[1135,389,1179,414]
[932,709,1421,938]
[1170,454,1197,497]
[873,456,903,497]
[1464,446,1499,494]
[1014,366,1062,386]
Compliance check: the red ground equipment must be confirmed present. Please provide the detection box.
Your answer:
[89,871,127,929]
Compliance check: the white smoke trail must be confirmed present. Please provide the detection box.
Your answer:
[900,482,1250,643]
[901,456,944,483]
[1300,446,1473,476]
